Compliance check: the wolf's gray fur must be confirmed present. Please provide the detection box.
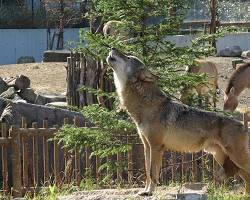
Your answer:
[107,48,250,196]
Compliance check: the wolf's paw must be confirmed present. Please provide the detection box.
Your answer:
[137,191,153,196]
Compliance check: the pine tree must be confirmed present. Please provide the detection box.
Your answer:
[78,0,217,101]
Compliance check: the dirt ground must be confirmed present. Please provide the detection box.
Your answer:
[58,184,209,200]
[206,56,250,110]
[0,57,249,110]
[0,62,67,95]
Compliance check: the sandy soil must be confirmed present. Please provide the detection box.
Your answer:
[0,62,67,95]
[58,185,208,200]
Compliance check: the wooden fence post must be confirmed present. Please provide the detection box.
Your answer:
[79,53,87,107]
[9,125,22,197]
[43,120,49,185]
[53,125,60,187]
[74,117,81,186]
[2,123,9,194]
[32,122,39,187]
[22,118,29,190]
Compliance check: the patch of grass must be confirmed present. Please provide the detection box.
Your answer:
[207,183,249,200]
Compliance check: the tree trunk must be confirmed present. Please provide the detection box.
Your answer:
[210,0,218,49]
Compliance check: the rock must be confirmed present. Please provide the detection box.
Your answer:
[17,56,35,64]
[241,50,250,58]
[0,77,9,94]
[176,183,208,200]
[19,88,37,103]
[43,50,71,62]
[35,93,66,105]
[6,75,30,90]
[46,102,68,109]
[0,87,16,99]
[216,46,242,57]
[11,94,27,103]
[232,58,244,69]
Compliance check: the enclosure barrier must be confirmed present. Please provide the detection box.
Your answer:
[1,114,248,197]
[0,115,249,197]
[66,53,114,109]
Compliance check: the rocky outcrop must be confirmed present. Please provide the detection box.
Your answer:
[216,46,242,57]
[0,74,68,126]
[43,50,71,62]
[5,75,30,90]
[17,56,35,64]
[241,50,250,58]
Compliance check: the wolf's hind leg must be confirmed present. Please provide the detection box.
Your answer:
[211,144,239,181]
[238,170,250,195]
[228,135,250,173]
[210,144,227,182]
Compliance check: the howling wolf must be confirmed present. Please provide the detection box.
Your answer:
[107,48,250,196]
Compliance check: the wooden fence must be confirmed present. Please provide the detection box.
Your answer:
[1,114,249,197]
[0,117,210,197]
[66,53,114,108]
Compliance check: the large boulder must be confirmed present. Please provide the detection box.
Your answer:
[43,50,70,62]
[19,88,37,103]
[35,94,66,105]
[5,75,30,90]
[0,77,9,94]
[11,94,27,103]
[0,87,16,99]
[17,56,35,64]
[216,45,242,57]
[46,102,68,109]
[241,50,250,58]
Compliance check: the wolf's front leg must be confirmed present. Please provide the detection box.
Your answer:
[138,135,151,196]
[141,146,163,196]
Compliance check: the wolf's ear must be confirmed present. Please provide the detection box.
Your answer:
[138,68,158,82]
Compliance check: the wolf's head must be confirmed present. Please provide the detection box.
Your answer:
[106,48,158,91]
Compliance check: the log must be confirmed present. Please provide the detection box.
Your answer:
[0,101,86,127]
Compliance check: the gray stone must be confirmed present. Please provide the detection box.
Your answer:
[176,193,207,200]
[17,56,35,64]
[19,88,37,103]
[35,93,66,105]
[176,183,208,200]
[232,58,244,69]
[217,45,242,57]
[43,49,71,62]
[0,77,9,94]
[0,87,16,99]
[241,50,250,58]
[11,94,27,103]
[6,75,30,90]
[46,102,68,109]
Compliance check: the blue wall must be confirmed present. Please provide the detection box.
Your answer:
[0,28,80,65]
